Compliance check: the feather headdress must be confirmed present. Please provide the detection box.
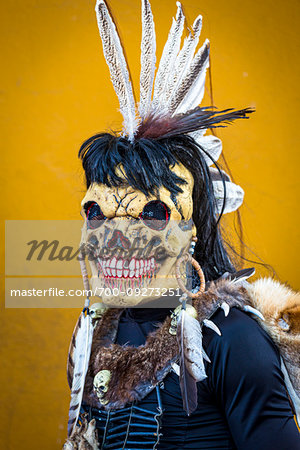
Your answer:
[94,0,254,213]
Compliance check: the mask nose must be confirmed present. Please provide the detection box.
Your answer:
[107,230,131,250]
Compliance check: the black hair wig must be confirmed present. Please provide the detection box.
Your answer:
[79,132,236,282]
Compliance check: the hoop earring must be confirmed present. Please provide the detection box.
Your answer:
[175,241,205,299]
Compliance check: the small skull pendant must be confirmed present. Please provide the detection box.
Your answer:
[89,303,107,321]
[169,304,198,335]
[93,369,111,405]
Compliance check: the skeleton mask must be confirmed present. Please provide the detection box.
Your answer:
[80,163,197,307]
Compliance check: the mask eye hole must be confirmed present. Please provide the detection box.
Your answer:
[84,201,106,229]
[140,200,170,231]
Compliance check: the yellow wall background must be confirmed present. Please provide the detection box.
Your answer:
[1,0,299,448]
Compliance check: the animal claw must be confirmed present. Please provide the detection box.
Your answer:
[203,319,221,336]
[171,362,180,376]
[202,349,211,363]
[243,305,265,321]
[220,302,230,317]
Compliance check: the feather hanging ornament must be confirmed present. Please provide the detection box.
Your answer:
[67,254,94,437]
[67,311,94,436]
[176,303,208,416]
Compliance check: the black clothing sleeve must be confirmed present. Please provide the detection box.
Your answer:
[203,307,300,450]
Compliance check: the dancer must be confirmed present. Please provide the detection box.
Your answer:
[64,1,300,448]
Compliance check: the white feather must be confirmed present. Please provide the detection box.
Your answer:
[67,313,94,436]
[139,0,156,120]
[181,311,208,381]
[212,180,244,214]
[164,15,202,108]
[195,135,223,166]
[173,39,210,115]
[189,128,207,144]
[95,0,137,140]
[151,2,185,113]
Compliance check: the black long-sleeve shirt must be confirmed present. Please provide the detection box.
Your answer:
[116,306,300,449]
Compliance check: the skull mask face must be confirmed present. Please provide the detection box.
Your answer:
[80,162,196,307]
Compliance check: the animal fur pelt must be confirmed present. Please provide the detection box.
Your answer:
[63,416,99,449]
[83,312,179,409]
[244,278,300,398]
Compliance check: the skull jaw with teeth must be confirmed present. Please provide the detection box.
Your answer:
[80,163,196,307]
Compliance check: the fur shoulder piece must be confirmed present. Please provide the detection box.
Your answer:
[243,278,300,421]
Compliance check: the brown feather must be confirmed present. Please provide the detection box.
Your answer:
[135,106,254,140]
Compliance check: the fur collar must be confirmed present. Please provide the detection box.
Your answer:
[244,278,300,396]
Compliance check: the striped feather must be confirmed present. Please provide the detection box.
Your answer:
[67,312,94,436]
[170,39,210,115]
[139,0,156,120]
[165,15,202,108]
[67,317,78,389]
[95,0,137,140]
[151,1,185,113]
